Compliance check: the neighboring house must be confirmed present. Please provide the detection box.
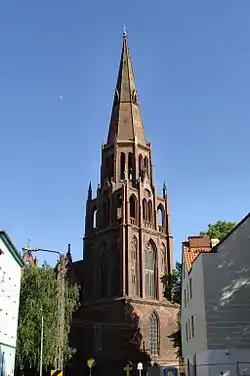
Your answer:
[181,213,250,376]
[0,231,24,376]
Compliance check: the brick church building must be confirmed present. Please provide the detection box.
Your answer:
[70,31,179,376]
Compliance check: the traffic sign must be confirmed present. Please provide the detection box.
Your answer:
[51,370,62,376]
[137,362,143,370]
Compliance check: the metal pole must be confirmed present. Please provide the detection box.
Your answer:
[56,255,65,371]
[40,315,44,376]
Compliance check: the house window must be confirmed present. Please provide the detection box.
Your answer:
[189,278,192,299]
[184,289,187,307]
[185,322,188,341]
[149,312,159,356]
[188,319,191,339]
[191,315,195,337]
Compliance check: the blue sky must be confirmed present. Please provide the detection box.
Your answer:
[1,0,250,265]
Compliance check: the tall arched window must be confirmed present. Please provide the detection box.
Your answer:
[100,243,108,298]
[128,152,135,181]
[144,156,149,175]
[102,198,110,228]
[142,198,147,221]
[120,153,126,180]
[105,157,110,178]
[148,200,153,223]
[149,312,159,356]
[110,154,114,178]
[92,208,97,228]
[107,198,110,225]
[145,241,157,298]
[139,154,143,177]
[157,205,164,227]
[131,236,139,296]
[160,243,166,275]
[116,196,122,224]
[102,201,107,226]
[129,195,136,220]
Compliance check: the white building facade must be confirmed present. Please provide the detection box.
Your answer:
[181,215,250,376]
[0,231,24,376]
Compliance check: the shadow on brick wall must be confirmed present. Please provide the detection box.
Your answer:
[66,300,151,376]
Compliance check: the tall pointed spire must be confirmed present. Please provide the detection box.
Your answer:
[88,182,92,200]
[107,30,147,146]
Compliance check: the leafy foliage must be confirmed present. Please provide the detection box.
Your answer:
[17,262,79,372]
[168,327,182,358]
[161,262,182,304]
[200,220,237,241]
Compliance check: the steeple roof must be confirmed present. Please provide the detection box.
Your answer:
[107,31,147,146]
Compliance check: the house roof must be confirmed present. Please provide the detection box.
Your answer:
[182,213,250,274]
[0,230,24,267]
[183,235,211,272]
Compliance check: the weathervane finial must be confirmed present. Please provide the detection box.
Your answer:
[123,25,127,38]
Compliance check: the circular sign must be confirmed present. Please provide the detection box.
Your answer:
[137,362,143,370]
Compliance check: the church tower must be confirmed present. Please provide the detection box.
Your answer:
[71,31,179,376]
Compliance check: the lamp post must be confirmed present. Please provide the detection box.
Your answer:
[22,246,67,371]
[137,362,143,376]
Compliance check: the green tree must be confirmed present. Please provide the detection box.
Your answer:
[200,220,236,241]
[17,262,79,372]
[161,262,182,304]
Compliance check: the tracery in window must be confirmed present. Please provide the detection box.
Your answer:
[160,243,166,275]
[149,312,159,356]
[145,240,157,298]
[131,236,139,295]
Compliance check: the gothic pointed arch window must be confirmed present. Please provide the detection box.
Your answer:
[120,153,126,180]
[157,205,164,227]
[100,243,108,298]
[102,197,110,228]
[148,200,153,223]
[128,152,135,181]
[92,207,97,228]
[142,198,147,221]
[131,236,139,296]
[139,154,143,178]
[149,312,159,356]
[144,156,149,176]
[145,240,157,298]
[129,195,137,222]
[160,243,166,275]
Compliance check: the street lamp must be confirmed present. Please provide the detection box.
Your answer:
[22,246,67,372]
[137,362,143,376]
